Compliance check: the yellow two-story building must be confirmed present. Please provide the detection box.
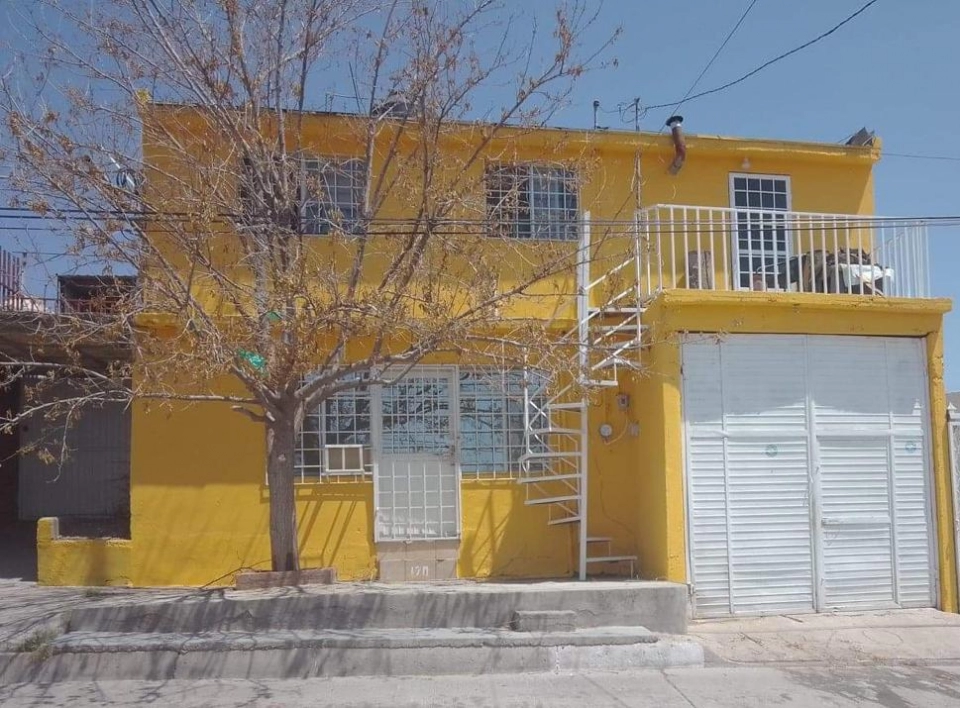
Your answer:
[36,105,957,619]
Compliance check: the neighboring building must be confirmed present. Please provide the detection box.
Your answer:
[0,269,133,580]
[24,105,958,620]
[948,392,960,411]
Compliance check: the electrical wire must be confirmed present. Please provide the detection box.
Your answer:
[662,0,761,120]
[645,0,881,110]
[883,152,960,163]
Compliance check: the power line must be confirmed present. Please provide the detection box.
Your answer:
[883,152,960,163]
[645,0,881,110]
[663,0,761,120]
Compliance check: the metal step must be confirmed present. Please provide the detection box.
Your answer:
[589,307,644,316]
[591,356,640,371]
[546,402,586,411]
[547,515,581,526]
[580,378,619,387]
[517,473,581,484]
[526,427,581,435]
[586,536,612,543]
[519,451,579,462]
[525,495,580,506]
[594,323,639,333]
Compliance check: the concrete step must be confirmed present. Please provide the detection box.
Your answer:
[63,581,690,635]
[0,627,703,682]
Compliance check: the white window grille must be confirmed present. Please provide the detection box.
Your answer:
[295,376,372,483]
[458,369,547,479]
[730,174,791,289]
[301,158,366,235]
[380,372,453,455]
[293,368,548,483]
[486,165,579,241]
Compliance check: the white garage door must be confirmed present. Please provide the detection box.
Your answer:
[683,334,936,617]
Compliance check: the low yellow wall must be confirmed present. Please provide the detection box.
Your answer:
[637,290,957,611]
[37,518,133,586]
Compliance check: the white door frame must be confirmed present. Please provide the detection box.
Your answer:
[372,365,461,542]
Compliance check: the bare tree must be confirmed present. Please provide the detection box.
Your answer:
[0,0,622,572]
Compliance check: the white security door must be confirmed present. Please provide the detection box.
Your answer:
[683,335,815,616]
[374,367,460,541]
[809,336,934,610]
[683,334,936,617]
[817,437,897,609]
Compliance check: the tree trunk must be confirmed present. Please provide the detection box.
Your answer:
[266,415,300,572]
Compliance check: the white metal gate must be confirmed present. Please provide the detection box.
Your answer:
[683,334,936,616]
[373,367,460,541]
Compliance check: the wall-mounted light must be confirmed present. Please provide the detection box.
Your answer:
[741,157,752,171]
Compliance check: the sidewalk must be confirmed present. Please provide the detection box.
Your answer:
[4,665,960,707]
[0,580,192,651]
[689,608,960,666]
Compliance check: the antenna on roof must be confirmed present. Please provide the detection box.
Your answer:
[591,100,608,130]
[348,63,363,114]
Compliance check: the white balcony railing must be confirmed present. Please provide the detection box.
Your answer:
[636,205,931,299]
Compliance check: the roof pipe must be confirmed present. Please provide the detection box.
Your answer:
[666,115,686,175]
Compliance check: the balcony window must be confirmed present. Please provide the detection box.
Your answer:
[486,165,579,241]
[730,175,791,289]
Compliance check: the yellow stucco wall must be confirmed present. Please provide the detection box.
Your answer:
[637,290,957,612]
[37,518,133,587]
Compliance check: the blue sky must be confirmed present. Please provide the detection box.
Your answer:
[2,0,959,386]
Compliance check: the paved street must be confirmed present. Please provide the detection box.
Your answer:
[3,664,960,707]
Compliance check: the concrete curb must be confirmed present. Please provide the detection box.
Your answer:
[65,582,690,635]
[50,626,663,652]
[0,629,703,681]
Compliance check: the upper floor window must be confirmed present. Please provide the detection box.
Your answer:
[486,165,579,241]
[730,174,791,289]
[238,155,366,235]
[302,158,366,235]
